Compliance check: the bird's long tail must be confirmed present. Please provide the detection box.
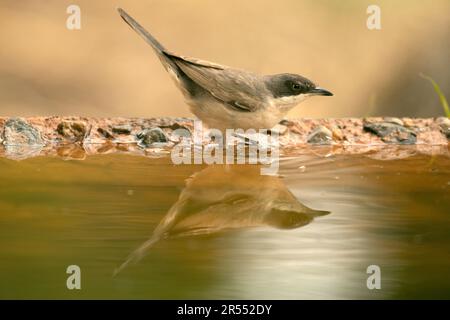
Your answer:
[113,235,161,277]
[117,8,166,54]
[117,7,198,96]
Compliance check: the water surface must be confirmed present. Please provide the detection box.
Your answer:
[0,150,449,299]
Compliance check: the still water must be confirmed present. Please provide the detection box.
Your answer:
[0,150,449,299]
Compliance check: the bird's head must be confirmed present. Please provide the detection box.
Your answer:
[264,73,332,109]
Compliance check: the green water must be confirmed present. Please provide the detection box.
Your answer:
[0,150,449,299]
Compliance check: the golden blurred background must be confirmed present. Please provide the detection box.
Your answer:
[0,0,448,118]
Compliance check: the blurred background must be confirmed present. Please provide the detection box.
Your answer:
[0,0,448,118]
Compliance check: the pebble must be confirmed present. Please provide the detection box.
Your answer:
[331,125,344,140]
[437,117,450,139]
[307,126,333,144]
[168,122,191,131]
[3,118,44,146]
[383,117,404,126]
[57,121,86,141]
[112,125,132,135]
[97,127,113,139]
[402,118,415,128]
[136,127,169,148]
[363,121,416,144]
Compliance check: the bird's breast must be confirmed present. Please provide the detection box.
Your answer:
[185,93,287,131]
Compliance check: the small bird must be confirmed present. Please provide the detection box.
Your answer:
[118,8,332,131]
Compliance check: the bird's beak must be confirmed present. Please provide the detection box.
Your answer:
[310,87,333,96]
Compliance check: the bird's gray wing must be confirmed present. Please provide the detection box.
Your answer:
[118,8,266,111]
[166,53,226,70]
[167,53,267,112]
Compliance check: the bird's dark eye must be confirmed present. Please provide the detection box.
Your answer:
[292,83,301,90]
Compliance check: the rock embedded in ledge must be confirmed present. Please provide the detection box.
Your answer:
[330,125,344,141]
[383,117,404,126]
[136,128,169,148]
[97,127,114,139]
[163,122,192,132]
[402,118,415,128]
[112,125,132,135]
[437,117,450,139]
[363,121,417,144]
[3,118,44,146]
[0,117,448,161]
[57,121,87,142]
[307,126,333,144]
[2,118,45,160]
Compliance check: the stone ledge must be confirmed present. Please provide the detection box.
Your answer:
[0,116,448,160]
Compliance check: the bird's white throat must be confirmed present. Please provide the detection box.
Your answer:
[270,93,310,110]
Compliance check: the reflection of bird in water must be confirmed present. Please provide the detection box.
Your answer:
[114,165,329,275]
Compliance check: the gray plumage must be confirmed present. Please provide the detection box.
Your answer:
[118,8,332,131]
